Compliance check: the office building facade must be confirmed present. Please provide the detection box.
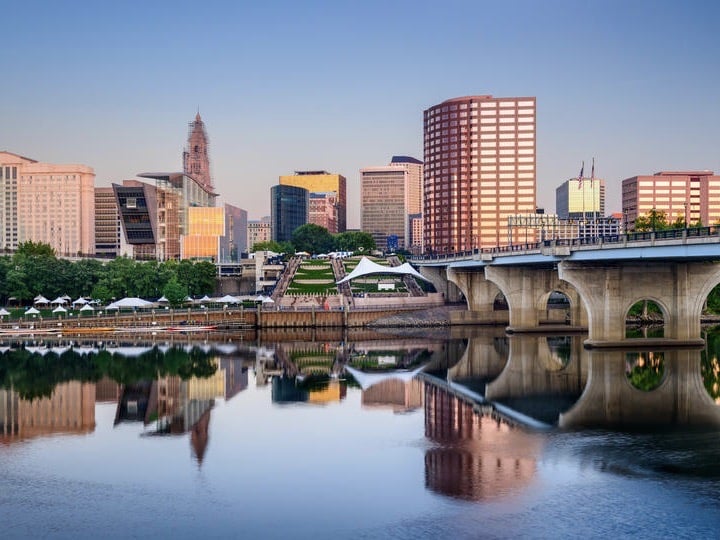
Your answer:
[279,171,346,232]
[621,171,720,229]
[248,216,272,251]
[95,187,130,258]
[271,184,308,243]
[360,156,423,251]
[423,95,536,253]
[0,151,95,256]
[555,178,605,219]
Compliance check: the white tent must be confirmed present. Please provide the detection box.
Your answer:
[79,304,95,313]
[157,296,169,303]
[52,305,67,313]
[105,297,155,310]
[51,296,68,306]
[0,308,10,317]
[217,294,240,304]
[25,307,41,315]
[262,296,275,304]
[336,256,431,284]
[344,364,426,391]
[200,295,212,302]
[72,297,89,306]
[33,296,50,305]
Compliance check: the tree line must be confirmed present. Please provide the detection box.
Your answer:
[0,241,216,306]
[251,224,377,256]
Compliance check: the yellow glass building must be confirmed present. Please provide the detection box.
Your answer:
[182,207,224,260]
[279,170,346,232]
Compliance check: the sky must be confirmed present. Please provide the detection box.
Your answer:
[3,0,720,227]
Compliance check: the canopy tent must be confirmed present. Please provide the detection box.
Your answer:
[157,296,169,303]
[344,365,426,391]
[79,304,95,313]
[0,308,10,317]
[217,294,240,304]
[199,295,212,302]
[25,307,41,315]
[33,296,50,305]
[262,296,275,304]
[50,296,68,306]
[335,256,431,285]
[105,297,155,310]
[72,297,89,306]
[52,306,67,314]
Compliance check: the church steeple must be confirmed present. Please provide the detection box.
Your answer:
[183,112,214,193]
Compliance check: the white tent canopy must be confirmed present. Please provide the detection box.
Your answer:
[52,305,67,313]
[25,307,41,315]
[217,294,240,304]
[33,296,50,305]
[51,296,68,305]
[72,297,89,306]
[105,297,155,310]
[0,308,10,316]
[344,365,426,391]
[157,296,169,303]
[79,304,95,312]
[336,256,430,285]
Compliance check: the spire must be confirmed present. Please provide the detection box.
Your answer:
[183,111,214,193]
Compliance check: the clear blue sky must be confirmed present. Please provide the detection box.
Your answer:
[4,0,719,226]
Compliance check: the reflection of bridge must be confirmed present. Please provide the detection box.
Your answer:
[560,348,720,429]
[415,231,720,347]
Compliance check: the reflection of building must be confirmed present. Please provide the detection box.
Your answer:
[0,382,95,442]
[271,184,308,242]
[622,170,720,229]
[424,383,540,500]
[361,378,423,412]
[219,358,249,400]
[279,171,347,232]
[360,156,423,251]
[0,151,96,255]
[96,377,121,403]
[423,95,536,253]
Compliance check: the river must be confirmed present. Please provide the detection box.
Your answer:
[2,326,720,539]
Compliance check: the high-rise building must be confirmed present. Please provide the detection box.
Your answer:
[309,192,338,232]
[183,113,214,194]
[271,184,308,242]
[279,171,346,232]
[360,156,423,251]
[556,178,605,219]
[0,151,95,256]
[247,216,272,251]
[622,171,720,229]
[95,187,131,258]
[423,95,536,253]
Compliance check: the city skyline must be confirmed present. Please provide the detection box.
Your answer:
[3,1,719,228]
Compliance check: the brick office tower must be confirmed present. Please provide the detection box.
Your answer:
[183,112,214,194]
[423,95,536,253]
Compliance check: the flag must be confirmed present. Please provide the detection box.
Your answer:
[577,161,584,189]
[590,158,595,187]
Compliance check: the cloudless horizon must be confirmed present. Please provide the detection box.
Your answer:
[4,0,719,228]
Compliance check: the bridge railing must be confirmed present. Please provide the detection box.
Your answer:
[411,226,720,263]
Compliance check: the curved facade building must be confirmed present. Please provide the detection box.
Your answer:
[423,95,536,253]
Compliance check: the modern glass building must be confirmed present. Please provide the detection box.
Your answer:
[555,178,605,219]
[279,171,346,232]
[271,184,308,243]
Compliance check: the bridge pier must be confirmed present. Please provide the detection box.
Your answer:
[559,348,720,429]
[446,267,508,325]
[419,266,463,303]
[484,266,587,333]
[558,261,720,348]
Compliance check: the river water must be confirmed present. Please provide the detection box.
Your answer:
[2,326,720,539]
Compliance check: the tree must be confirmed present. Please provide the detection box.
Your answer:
[291,224,334,254]
[162,276,188,308]
[334,231,376,252]
[251,240,291,254]
[15,241,56,258]
[633,208,669,232]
